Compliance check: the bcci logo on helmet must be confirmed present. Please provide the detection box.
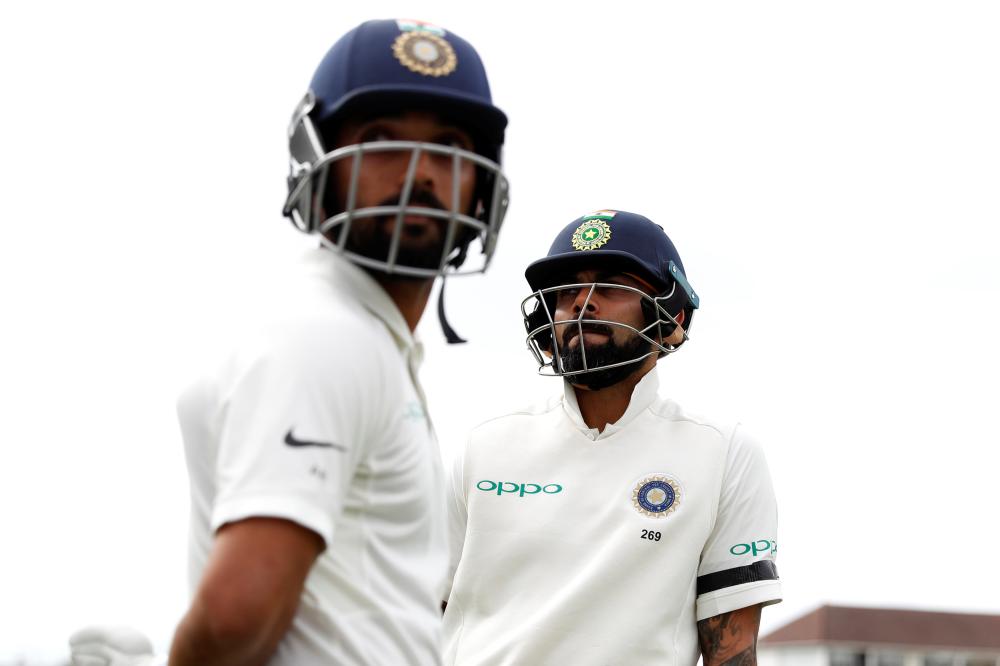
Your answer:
[392,29,457,77]
[571,212,614,251]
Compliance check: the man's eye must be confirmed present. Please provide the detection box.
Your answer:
[555,287,580,303]
[437,133,472,150]
[360,128,393,142]
[595,285,625,297]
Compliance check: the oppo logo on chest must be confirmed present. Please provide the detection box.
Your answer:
[475,479,563,497]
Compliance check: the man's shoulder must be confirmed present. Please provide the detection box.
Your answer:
[467,394,563,439]
[180,290,392,403]
[255,247,389,338]
[647,396,770,470]
[646,396,743,444]
[256,302,384,362]
[269,294,382,344]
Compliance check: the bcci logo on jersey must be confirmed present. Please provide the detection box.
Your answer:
[631,474,681,518]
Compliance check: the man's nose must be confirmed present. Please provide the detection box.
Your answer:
[407,147,446,192]
[572,287,599,316]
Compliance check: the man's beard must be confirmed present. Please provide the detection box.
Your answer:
[557,324,652,390]
[334,190,456,275]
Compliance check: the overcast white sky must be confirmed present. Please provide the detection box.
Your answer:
[2,1,999,662]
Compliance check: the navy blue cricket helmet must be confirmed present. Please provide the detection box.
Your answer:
[308,19,506,163]
[283,19,510,278]
[525,209,699,308]
[522,210,700,380]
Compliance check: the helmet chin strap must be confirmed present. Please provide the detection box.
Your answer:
[435,244,473,344]
[436,276,466,344]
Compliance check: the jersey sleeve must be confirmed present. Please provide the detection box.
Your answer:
[442,441,469,602]
[210,320,378,547]
[695,425,781,621]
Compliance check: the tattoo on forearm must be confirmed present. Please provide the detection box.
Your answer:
[697,606,760,666]
[718,647,756,666]
[698,613,742,657]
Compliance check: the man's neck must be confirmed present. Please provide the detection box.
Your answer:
[571,362,655,433]
[371,272,435,332]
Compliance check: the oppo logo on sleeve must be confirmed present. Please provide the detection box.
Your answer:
[729,539,778,557]
[475,480,563,497]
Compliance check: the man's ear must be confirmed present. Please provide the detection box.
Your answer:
[663,309,686,347]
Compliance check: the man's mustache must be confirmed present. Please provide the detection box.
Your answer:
[379,188,448,212]
[559,321,615,348]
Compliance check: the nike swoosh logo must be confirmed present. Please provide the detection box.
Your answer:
[284,429,346,452]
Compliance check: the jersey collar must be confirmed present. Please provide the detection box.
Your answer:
[561,368,661,441]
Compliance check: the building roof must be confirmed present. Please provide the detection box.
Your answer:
[761,605,1000,651]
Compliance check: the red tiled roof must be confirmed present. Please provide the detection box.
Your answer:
[761,605,1000,650]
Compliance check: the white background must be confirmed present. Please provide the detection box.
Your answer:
[2,1,999,662]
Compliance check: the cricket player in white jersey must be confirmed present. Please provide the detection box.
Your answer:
[442,210,780,665]
[68,19,509,666]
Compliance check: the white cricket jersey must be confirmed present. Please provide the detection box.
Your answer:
[442,369,780,665]
[178,247,447,665]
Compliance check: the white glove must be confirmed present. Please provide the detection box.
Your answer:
[69,625,165,666]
